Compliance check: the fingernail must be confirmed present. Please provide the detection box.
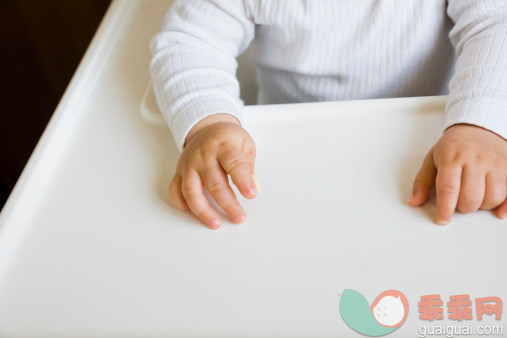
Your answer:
[247,188,256,198]
[233,215,245,223]
[209,220,221,228]
[408,196,414,204]
[501,213,507,220]
[436,219,449,226]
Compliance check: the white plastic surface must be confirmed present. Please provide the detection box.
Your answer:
[140,80,163,126]
[0,1,506,337]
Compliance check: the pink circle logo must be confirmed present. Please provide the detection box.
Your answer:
[371,290,409,328]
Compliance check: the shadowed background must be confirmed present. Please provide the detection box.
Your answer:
[0,0,111,210]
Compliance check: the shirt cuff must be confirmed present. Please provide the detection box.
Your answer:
[443,98,507,139]
[163,97,244,152]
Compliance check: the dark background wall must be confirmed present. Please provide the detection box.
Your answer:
[0,0,111,211]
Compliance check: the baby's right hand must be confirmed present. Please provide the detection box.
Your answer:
[169,113,257,229]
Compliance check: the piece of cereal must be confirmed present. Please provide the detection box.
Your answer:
[252,173,261,193]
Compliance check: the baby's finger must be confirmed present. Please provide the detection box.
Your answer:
[218,147,256,199]
[201,165,246,224]
[169,174,189,210]
[457,167,485,213]
[243,139,256,174]
[481,172,506,210]
[409,151,436,207]
[497,198,507,219]
[435,164,462,225]
[181,171,221,229]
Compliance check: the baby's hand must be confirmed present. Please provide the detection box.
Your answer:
[169,113,257,229]
[409,124,507,225]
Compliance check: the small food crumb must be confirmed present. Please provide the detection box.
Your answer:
[252,173,261,193]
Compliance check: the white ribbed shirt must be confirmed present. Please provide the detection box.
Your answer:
[150,0,507,152]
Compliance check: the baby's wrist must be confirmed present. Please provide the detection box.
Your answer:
[185,113,241,147]
[446,123,506,141]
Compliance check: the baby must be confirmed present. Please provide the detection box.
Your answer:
[150,0,507,229]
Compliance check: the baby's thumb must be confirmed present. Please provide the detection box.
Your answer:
[245,150,260,193]
[409,150,436,207]
[242,138,256,174]
[246,152,255,175]
[243,137,258,193]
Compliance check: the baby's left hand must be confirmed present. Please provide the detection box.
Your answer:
[409,124,507,225]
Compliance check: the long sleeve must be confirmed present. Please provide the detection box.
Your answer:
[150,0,255,152]
[445,0,507,139]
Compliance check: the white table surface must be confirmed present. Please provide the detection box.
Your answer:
[0,1,505,337]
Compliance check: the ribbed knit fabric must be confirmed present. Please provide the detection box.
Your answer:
[150,0,507,152]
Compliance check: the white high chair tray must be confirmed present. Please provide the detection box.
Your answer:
[0,1,505,337]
